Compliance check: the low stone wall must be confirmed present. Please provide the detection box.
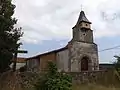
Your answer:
[20,70,107,84]
[65,70,107,84]
[0,70,118,90]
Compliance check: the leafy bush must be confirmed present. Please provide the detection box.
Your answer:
[114,55,120,71]
[34,62,72,90]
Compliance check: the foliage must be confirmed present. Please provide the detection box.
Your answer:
[19,65,27,72]
[34,62,72,90]
[0,0,23,72]
[19,72,40,89]
[114,55,120,71]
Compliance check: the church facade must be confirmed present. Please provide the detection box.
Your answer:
[26,10,99,72]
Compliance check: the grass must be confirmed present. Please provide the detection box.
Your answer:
[72,83,120,90]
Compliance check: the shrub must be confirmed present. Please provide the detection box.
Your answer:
[34,62,72,90]
[114,55,120,71]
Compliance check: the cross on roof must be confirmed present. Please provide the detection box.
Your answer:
[81,4,83,11]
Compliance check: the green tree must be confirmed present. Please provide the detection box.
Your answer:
[0,0,23,73]
[34,62,72,90]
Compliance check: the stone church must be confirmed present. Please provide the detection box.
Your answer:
[26,10,99,72]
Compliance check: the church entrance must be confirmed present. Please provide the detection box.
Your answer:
[81,57,89,71]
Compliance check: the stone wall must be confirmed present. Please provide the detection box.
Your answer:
[66,70,106,84]
[18,70,107,87]
[1,70,119,90]
[56,49,69,72]
[69,41,99,72]
[20,70,107,86]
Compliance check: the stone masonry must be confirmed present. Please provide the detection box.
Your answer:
[68,11,99,72]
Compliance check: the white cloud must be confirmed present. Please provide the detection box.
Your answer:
[12,0,120,44]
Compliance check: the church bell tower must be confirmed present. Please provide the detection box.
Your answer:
[72,11,93,43]
[69,10,99,72]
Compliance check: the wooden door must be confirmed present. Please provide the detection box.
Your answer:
[81,57,88,71]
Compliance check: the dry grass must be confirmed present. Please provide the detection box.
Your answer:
[72,83,120,90]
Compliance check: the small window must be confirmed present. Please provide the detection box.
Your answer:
[83,34,85,35]
[86,24,88,26]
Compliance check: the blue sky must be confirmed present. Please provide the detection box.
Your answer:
[12,0,120,63]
